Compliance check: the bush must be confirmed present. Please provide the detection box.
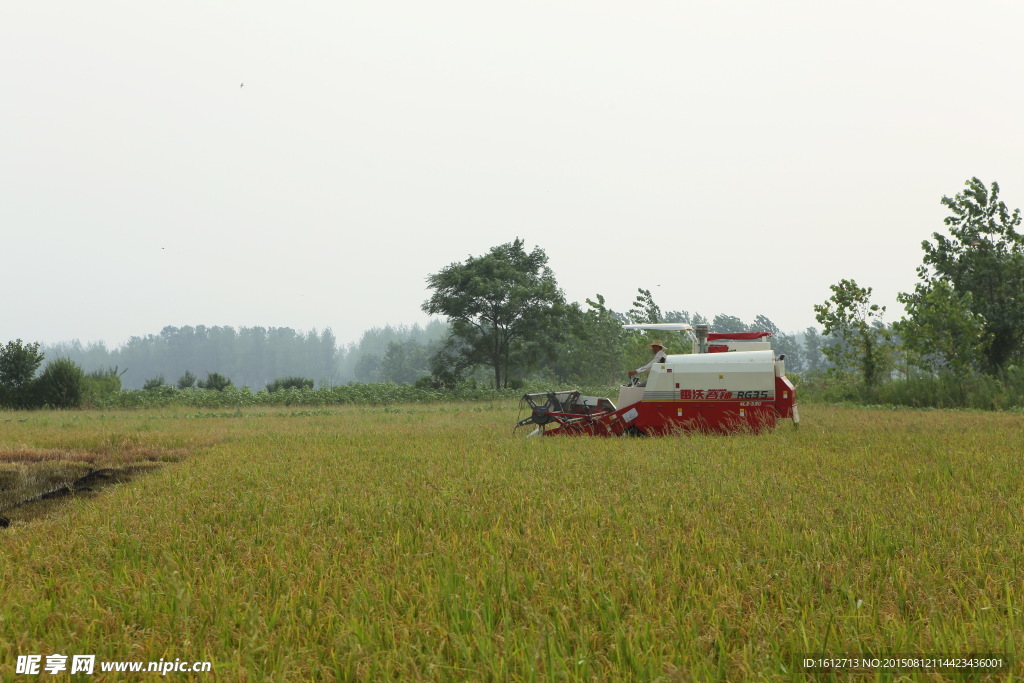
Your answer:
[143,375,166,390]
[33,358,85,408]
[266,376,314,392]
[81,367,123,408]
[414,375,440,390]
[198,372,233,391]
[874,372,1024,410]
[178,371,197,389]
[794,367,1024,411]
[82,376,121,406]
[790,370,868,404]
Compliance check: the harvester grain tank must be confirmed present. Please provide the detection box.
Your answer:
[516,323,798,436]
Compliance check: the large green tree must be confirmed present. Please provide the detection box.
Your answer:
[909,177,1024,374]
[423,239,564,389]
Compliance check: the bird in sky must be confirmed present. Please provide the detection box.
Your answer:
[240,82,245,88]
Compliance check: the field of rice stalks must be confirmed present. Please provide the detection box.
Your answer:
[1,403,1022,679]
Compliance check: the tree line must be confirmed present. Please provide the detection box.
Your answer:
[6,256,833,406]
[20,302,820,399]
[37,322,449,392]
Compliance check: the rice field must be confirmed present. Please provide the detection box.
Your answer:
[1,403,1022,680]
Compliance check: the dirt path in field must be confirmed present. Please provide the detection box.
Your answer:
[0,464,160,528]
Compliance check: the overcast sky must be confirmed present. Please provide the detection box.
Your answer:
[3,1,1022,348]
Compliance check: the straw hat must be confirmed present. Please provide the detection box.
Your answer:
[648,339,665,350]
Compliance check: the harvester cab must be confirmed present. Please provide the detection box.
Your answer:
[516,322,799,437]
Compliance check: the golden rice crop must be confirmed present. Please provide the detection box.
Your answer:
[1,404,1022,679]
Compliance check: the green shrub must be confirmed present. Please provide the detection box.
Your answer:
[796,367,1024,411]
[197,372,233,391]
[143,375,166,390]
[414,376,440,390]
[87,366,123,379]
[82,376,121,406]
[177,371,197,389]
[266,376,314,392]
[80,367,123,408]
[33,358,85,409]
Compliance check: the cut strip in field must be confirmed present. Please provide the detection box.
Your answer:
[0,444,187,464]
[0,439,186,527]
[0,462,163,527]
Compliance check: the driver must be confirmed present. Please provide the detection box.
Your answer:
[628,340,667,384]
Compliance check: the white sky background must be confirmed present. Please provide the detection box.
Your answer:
[3,1,1023,348]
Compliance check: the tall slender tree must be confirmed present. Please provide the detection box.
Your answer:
[814,279,894,387]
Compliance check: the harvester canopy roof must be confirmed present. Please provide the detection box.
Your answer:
[621,323,693,332]
[706,332,772,340]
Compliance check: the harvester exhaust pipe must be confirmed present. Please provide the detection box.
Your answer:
[694,324,709,354]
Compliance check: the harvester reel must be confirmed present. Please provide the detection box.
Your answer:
[516,391,583,434]
[532,404,555,425]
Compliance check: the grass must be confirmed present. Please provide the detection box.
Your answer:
[1,403,1022,679]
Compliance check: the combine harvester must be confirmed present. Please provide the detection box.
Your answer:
[517,323,798,436]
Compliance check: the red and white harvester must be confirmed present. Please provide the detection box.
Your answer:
[516,323,799,436]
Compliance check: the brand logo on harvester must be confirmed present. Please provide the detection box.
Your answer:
[676,389,773,400]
